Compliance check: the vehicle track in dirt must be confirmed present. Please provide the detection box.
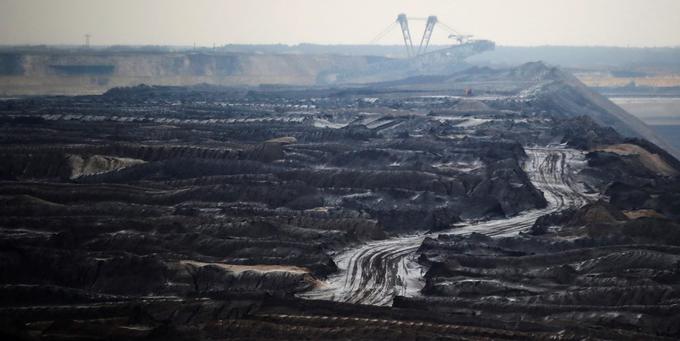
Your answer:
[299,146,593,306]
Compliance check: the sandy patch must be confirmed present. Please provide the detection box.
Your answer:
[180,260,311,274]
[623,209,665,220]
[67,154,146,179]
[594,143,679,177]
[265,136,297,144]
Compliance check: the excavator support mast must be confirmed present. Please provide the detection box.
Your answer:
[417,16,438,55]
[372,14,474,59]
[396,13,414,58]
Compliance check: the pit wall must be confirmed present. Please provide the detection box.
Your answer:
[0,51,374,96]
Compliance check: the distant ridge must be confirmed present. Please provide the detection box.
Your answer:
[366,61,680,159]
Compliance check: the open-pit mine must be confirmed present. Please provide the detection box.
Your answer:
[1,60,680,340]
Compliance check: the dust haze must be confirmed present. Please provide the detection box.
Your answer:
[2,0,680,46]
[1,1,680,340]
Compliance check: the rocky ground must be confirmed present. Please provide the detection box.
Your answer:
[1,62,679,340]
[404,151,680,337]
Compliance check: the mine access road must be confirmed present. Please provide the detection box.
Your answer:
[299,146,593,306]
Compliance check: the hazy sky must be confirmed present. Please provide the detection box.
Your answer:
[1,0,679,47]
